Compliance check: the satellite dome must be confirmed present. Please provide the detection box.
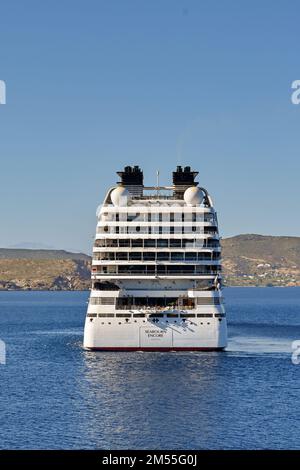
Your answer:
[184,186,203,206]
[110,186,130,206]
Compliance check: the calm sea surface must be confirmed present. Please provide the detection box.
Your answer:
[0,287,299,450]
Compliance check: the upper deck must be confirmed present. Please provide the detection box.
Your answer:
[91,166,222,285]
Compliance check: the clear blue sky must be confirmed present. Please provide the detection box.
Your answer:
[1,0,300,253]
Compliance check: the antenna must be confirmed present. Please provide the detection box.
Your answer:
[156,170,160,195]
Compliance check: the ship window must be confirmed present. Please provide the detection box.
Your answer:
[197,314,213,318]
[170,239,181,248]
[186,252,197,261]
[149,313,164,318]
[99,252,115,261]
[116,252,128,260]
[168,265,194,274]
[94,239,106,247]
[170,213,174,222]
[127,212,139,222]
[157,252,169,261]
[171,252,184,261]
[204,226,217,234]
[93,281,119,291]
[132,239,143,247]
[107,266,117,274]
[136,226,141,232]
[196,297,220,305]
[167,313,178,317]
[144,239,155,248]
[110,239,119,247]
[146,266,155,274]
[133,313,146,317]
[143,252,155,261]
[157,265,166,274]
[157,239,168,248]
[119,239,130,247]
[129,252,142,261]
[180,313,196,318]
[87,313,97,317]
[215,313,226,318]
[116,313,131,317]
[159,213,162,222]
[198,253,211,261]
[182,239,194,248]
[98,313,115,317]
[90,297,115,305]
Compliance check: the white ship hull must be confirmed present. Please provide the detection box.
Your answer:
[84,312,227,351]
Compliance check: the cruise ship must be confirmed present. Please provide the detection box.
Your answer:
[83,165,227,351]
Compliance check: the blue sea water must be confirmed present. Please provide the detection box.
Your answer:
[0,287,299,450]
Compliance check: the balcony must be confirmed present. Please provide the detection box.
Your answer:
[91,267,221,277]
[115,296,196,310]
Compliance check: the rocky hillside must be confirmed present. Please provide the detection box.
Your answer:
[0,248,90,261]
[0,235,299,290]
[0,249,91,290]
[222,234,300,286]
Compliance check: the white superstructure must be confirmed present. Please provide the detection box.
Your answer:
[83,166,227,351]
